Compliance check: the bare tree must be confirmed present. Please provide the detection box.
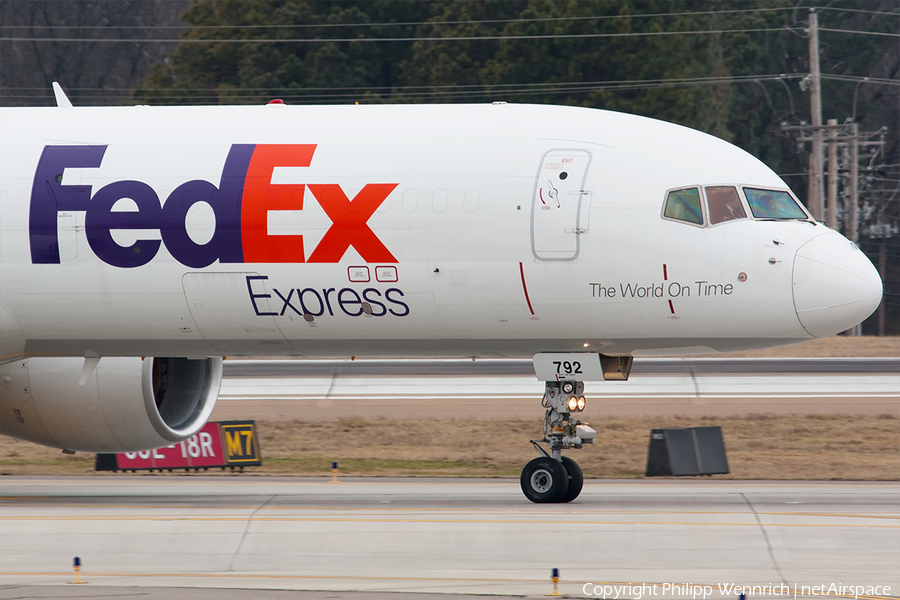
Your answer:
[0,0,188,106]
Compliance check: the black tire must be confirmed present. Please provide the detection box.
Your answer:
[559,456,584,503]
[520,457,569,503]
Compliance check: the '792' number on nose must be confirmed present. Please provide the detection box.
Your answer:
[553,361,583,375]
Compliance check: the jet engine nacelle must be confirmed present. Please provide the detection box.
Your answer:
[0,356,221,453]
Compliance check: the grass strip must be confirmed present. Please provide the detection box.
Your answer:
[2,413,897,480]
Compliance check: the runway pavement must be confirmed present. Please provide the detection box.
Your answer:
[223,357,900,377]
[1,477,897,598]
[0,589,502,600]
[213,358,900,421]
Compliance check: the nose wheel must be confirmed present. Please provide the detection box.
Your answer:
[520,455,584,503]
[521,457,568,503]
[521,380,594,503]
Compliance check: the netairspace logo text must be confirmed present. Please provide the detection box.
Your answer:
[582,582,892,599]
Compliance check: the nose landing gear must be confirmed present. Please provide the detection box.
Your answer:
[521,380,595,503]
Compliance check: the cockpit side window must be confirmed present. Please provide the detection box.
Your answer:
[705,186,746,224]
[663,188,704,225]
[744,188,808,219]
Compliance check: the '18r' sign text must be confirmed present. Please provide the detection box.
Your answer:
[94,420,262,472]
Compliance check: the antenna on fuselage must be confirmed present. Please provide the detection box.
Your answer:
[52,82,73,108]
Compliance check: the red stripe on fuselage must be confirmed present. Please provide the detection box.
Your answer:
[519,262,535,315]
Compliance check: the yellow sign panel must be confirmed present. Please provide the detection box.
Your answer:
[220,421,262,465]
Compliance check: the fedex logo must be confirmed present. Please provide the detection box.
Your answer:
[29,144,398,268]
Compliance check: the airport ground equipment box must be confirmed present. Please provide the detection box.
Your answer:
[645,426,729,476]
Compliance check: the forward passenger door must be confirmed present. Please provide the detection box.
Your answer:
[531,149,592,261]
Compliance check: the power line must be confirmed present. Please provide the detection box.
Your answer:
[819,6,900,17]
[124,74,808,103]
[0,26,793,44]
[0,76,804,104]
[821,74,900,86]
[1,74,806,95]
[0,5,797,30]
[819,28,900,38]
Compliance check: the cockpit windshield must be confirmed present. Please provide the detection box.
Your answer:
[743,188,809,220]
[706,186,746,224]
[663,188,704,225]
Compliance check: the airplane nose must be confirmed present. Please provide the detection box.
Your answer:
[792,232,883,337]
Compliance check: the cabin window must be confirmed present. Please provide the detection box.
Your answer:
[663,188,704,225]
[743,188,808,219]
[705,186,746,224]
[402,189,418,213]
[432,188,448,212]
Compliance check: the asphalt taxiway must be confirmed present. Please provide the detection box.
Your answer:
[213,357,900,421]
[223,357,900,377]
[1,477,897,598]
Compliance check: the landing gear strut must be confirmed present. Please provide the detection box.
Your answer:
[521,380,595,503]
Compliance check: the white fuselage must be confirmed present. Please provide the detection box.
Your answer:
[0,102,883,361]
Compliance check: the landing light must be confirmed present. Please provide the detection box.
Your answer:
[562,382,575,394]
[577,396,586,411]
[567,397,578,411]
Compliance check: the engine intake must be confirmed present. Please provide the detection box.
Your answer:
[0,357,222,453]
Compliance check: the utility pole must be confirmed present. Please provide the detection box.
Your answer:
[878,240,885,336]
[780,120,884,336]
[826,118,838,229]
[847,122,860,336]
[848,122,858,242]
[868,222,895,337]
[808,8,824,220]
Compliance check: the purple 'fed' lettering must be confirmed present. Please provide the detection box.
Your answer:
[29,145,254,268]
